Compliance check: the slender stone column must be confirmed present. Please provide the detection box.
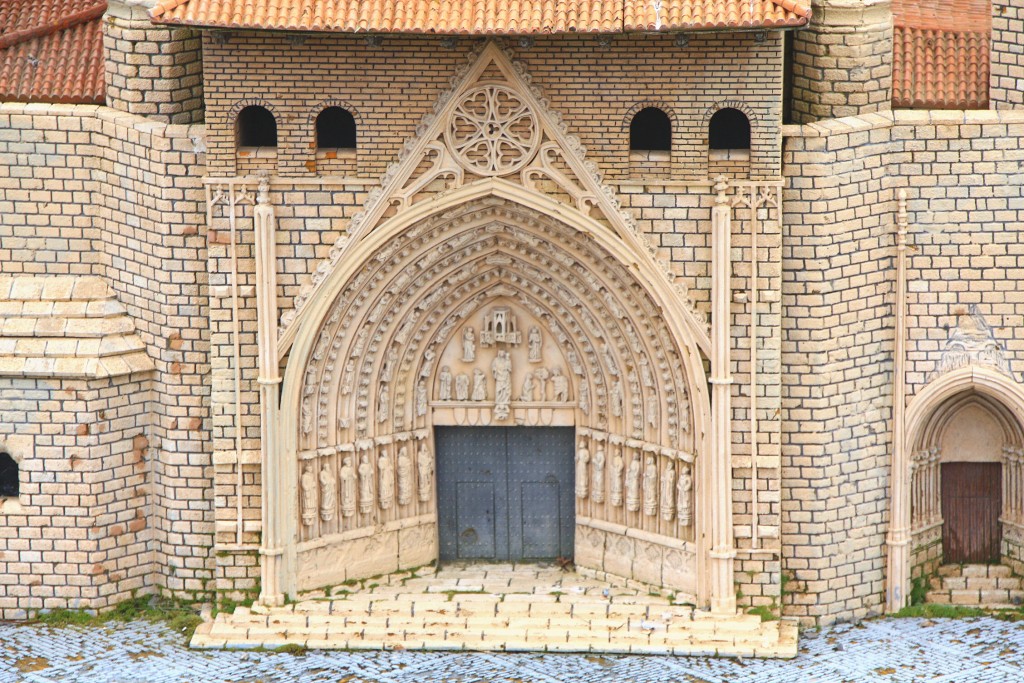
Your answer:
[253,174,285,606]
[886,189,910,612]
[709,177,737,614]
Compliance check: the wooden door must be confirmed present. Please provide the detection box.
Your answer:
[941,462,1002,564]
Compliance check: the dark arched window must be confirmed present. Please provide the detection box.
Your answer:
[709,108,751,150]
[0,451,18,497]
[236,105,277,147]
[629,107,671,152]
[316,107,357,149]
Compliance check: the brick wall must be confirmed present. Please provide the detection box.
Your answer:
[201,33,784,181]
[991,2,1024,108]
[0,103,213,602]
[0,375,153,619]
[782,109,1024,625]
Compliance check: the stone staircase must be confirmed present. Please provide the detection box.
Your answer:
[925,564,1024,608]
[192,564,797,657]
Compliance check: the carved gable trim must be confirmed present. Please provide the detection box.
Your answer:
[277,40,708,356]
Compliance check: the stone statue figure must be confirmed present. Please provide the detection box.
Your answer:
[492,350,512,419]
[677,464,693,526]
[462,327,476,362]
[471,368,487,401]
[626,452,641,512]
[419,348,434,378]
[639,354,655,388]
[642,454,658,516]
[603,343,619,375]
[377,383,389,423]
[358,453,374,514]
[301,463,317,527]
[591,446,605,503]
[611,379,624,418]
[575,442,590,499]
[417,443,433,503]
[380,347,397,382]
[341,359,355,394]
[416,381,427,417]
[660,460,675,522]
[455,373,470,401]
[378,450,394,510]
[579,382,590,415]
[551,367,569,402]
[339,455,356,518]
[646,394,659,429]
[396,447,413,506]
[680,391,691,433]
[438,366,453,400]
[610,448,625,507]
[528,326,543,363]
[319,463,336,522]
[534,367,549,401]
[520,371,535,401]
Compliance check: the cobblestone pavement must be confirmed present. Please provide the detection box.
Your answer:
[0,615,1022,682]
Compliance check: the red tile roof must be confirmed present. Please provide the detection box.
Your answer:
[0,0,106,104]
[149,0,810,33]
[891,0,990,109]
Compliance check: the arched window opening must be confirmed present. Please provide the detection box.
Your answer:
[709,108,751,150]
[0,451,18,498]
[629,107,672,152]
[236,105,277,148]
[316,107,357,149]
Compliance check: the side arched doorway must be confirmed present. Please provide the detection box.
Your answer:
[904,369,1024,589]
[270,190,720,607]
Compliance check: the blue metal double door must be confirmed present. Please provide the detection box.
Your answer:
[436,427,575,563]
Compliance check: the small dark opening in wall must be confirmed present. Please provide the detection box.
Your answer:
[237,105,277,147]
[0,451,18,498]
[709,108,751,150]
[630,107,672,151]
[316,107,357,149]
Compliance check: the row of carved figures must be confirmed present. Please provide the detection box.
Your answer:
[300,444,434,527]
[910,447,941,528]
[575,443,692,526]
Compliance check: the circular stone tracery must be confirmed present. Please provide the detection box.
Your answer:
[445,85,540,176]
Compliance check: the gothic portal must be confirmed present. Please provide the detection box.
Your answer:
[257,43,729,609]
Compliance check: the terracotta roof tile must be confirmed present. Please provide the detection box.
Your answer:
[150,0,810,33]
[891,1,990,109]
[893,25,989,109]
[892,0,990,33]
[0,0,106,104]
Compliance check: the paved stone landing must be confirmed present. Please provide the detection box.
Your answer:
[191,564,797,657]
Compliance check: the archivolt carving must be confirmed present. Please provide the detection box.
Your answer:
[292,197,699,546]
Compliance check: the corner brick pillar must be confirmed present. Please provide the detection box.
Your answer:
[790,0,893,123]
[103,0,204,123]
[991,1,1024,109]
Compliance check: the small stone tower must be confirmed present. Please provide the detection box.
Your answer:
[790,0,894,122]
[103,0,204,123]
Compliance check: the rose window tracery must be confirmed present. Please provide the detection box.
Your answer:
[445,84,540,176]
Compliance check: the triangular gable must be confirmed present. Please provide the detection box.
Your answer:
[279,41,708,355]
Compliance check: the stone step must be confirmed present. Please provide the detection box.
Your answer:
[191,616,797,657]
